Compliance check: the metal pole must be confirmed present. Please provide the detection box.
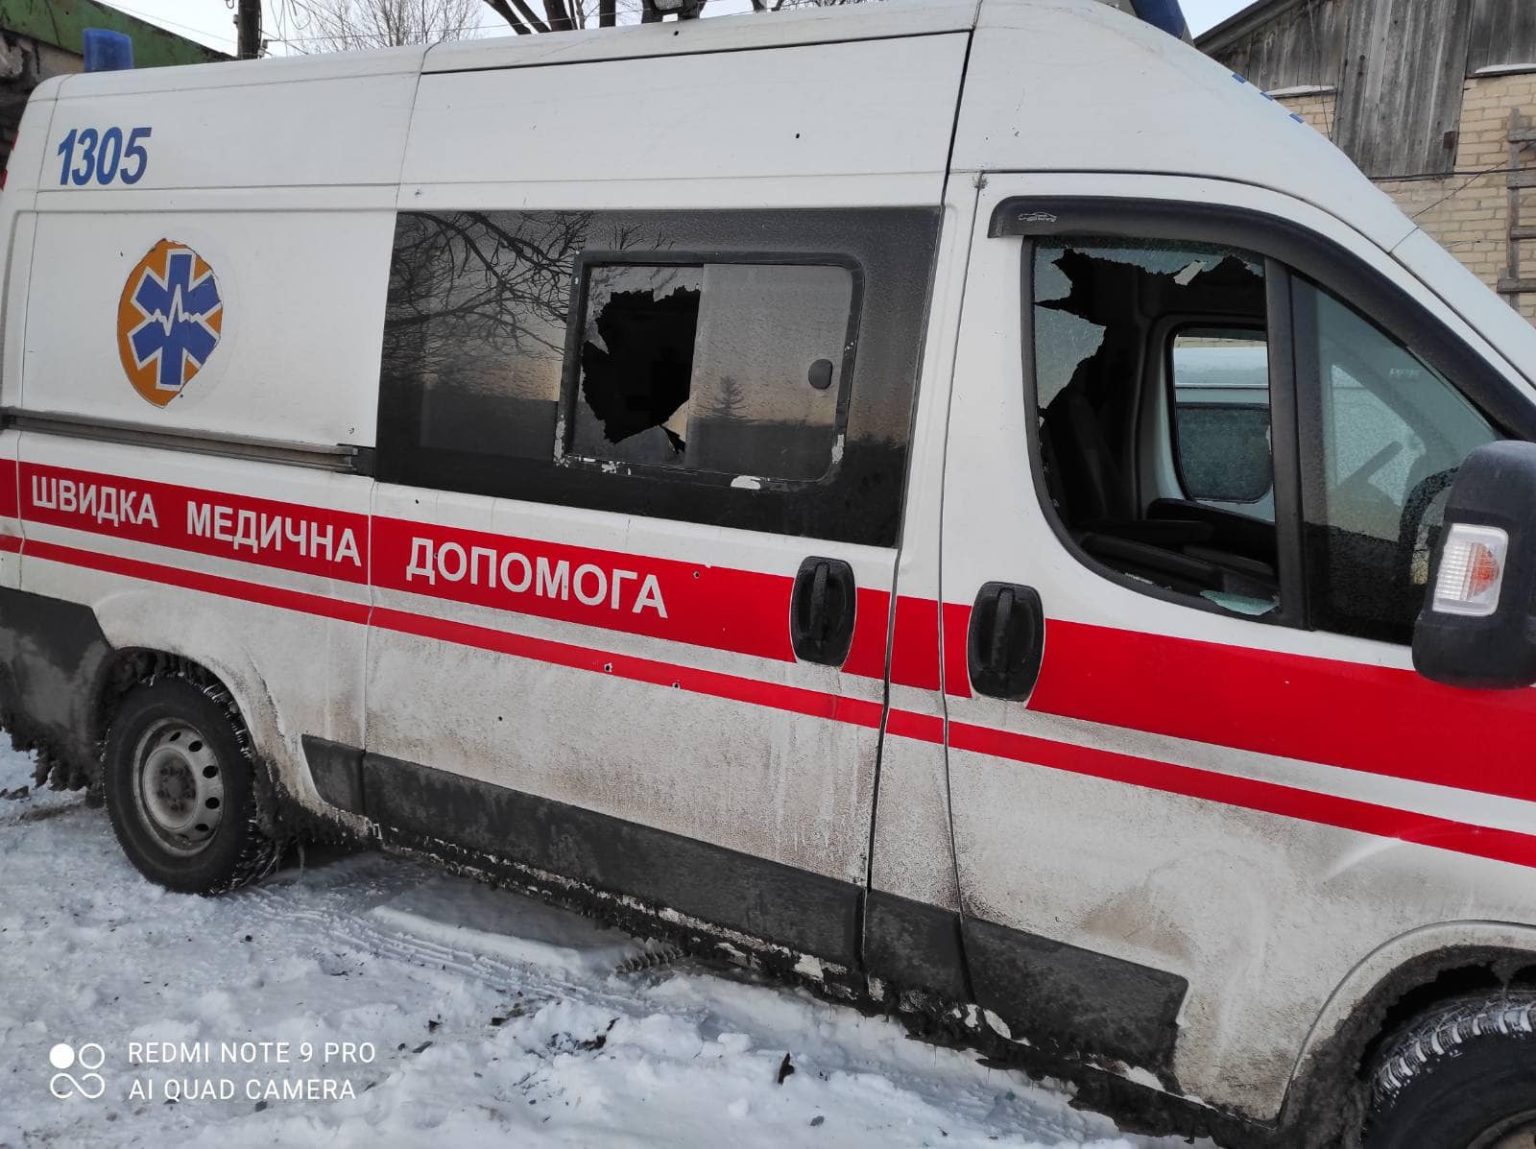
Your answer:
[236,0,262,59]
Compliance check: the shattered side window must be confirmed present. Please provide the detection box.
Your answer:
[572,265,703,466]
[376,206,936,546]
[566,261,854,482]
[1030,238,1279,618]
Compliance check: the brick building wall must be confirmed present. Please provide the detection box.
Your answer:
[1276,73,1536,323]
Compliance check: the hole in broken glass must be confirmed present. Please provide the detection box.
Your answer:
[571,261,852,480]
[578,266,701,460]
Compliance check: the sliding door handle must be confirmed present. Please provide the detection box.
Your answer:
[967,582,1044,700]
[791,556,856,666]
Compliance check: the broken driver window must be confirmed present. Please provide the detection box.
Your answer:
[1032,239,1280,618]
[566,260,855,482]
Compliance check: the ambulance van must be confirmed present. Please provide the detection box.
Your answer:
[3,0,1535,1142]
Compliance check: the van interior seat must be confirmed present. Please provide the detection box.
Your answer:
[1044,382,1278,602]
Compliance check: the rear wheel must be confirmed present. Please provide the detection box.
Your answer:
[1365,992,1536,1148]
[103,677,279,894]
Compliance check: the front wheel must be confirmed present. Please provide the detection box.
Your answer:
[1365,993,1536,1148]
[103,677,280,894]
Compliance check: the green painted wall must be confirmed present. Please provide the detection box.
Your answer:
[0,0,229,67]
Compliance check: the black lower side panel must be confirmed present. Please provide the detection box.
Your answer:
[300,742,1190,1082]
[300,735,365,814]
[863,888,970,1001]
[964,915,1189,1079]
[0,587,113,779]
[358,750,863,966]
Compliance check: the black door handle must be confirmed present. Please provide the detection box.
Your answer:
[967,582,1044,699]
[791,556,856,666]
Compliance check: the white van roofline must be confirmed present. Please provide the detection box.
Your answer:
[424,0,983,71]
[33,0,982,100]
[31,0,1400,241]
[26,0,1536,386]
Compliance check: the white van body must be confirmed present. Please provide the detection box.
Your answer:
[6,1,1536,1142]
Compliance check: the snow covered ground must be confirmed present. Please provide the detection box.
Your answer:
[0,744,1182,1149]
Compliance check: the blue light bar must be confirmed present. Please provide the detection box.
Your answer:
[1130,0,1190,38]
[83,29,135,73]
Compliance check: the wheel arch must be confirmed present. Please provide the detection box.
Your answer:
[86,589,294,798]
[84,586,361,832]
[1278,921,1536,1141]
[89,592,288,761]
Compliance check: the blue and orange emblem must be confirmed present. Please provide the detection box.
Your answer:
[117,240,223,408]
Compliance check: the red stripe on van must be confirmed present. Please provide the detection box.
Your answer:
[0,457,16,519]
[19,463,369,584]
[949,720,1536,872]
[1026,619,1536,806]
[22,539,1536,872]
[371,515,894,673]
[884,706,943,742]
[0,533,19,553]
[9,461,897,676]
[25,540,369,624]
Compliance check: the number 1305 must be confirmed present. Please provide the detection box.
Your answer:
[56,127,152,187]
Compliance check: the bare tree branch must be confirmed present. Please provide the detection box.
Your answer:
[294,0,866,47]
[289,0,483,51]
[540,0,576,31]
[480,0,536,34]
[505,0,553,33]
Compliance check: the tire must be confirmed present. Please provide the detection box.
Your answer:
[1364,992,1536,1149]
[103,677,280,894]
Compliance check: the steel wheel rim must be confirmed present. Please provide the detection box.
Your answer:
[132,718,225,857]
[1469,1109,1536,1149]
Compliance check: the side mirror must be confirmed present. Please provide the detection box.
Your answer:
[1414,440,1536,688]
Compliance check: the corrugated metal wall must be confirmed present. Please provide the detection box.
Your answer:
[1333,0,1475,176]
[1469,0,1536,72]
[1201,0,1536,179]
[1202,0,1344,91]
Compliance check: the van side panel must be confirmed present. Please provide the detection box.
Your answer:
[341,34,969,964]
[6,61,415,807]
[19,210,393,447]
[39,59,424,192]
[862,186,977,998]
[14,435,373,811]
[401,36,970,210]
[938,173,1536,1121]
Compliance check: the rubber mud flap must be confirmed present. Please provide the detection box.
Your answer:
[0,588,113,778]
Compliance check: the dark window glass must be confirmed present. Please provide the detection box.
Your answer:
[1032,239,1280,619]
[377,208,939,547]
[381,212,576,468]
[1297,282,1499,644]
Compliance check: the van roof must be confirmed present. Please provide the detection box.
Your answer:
[28,1,1449,277]
[22,0,1536,389]
[423,0,983,71]
[37,0,1404,235]
[39,0,984,96]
